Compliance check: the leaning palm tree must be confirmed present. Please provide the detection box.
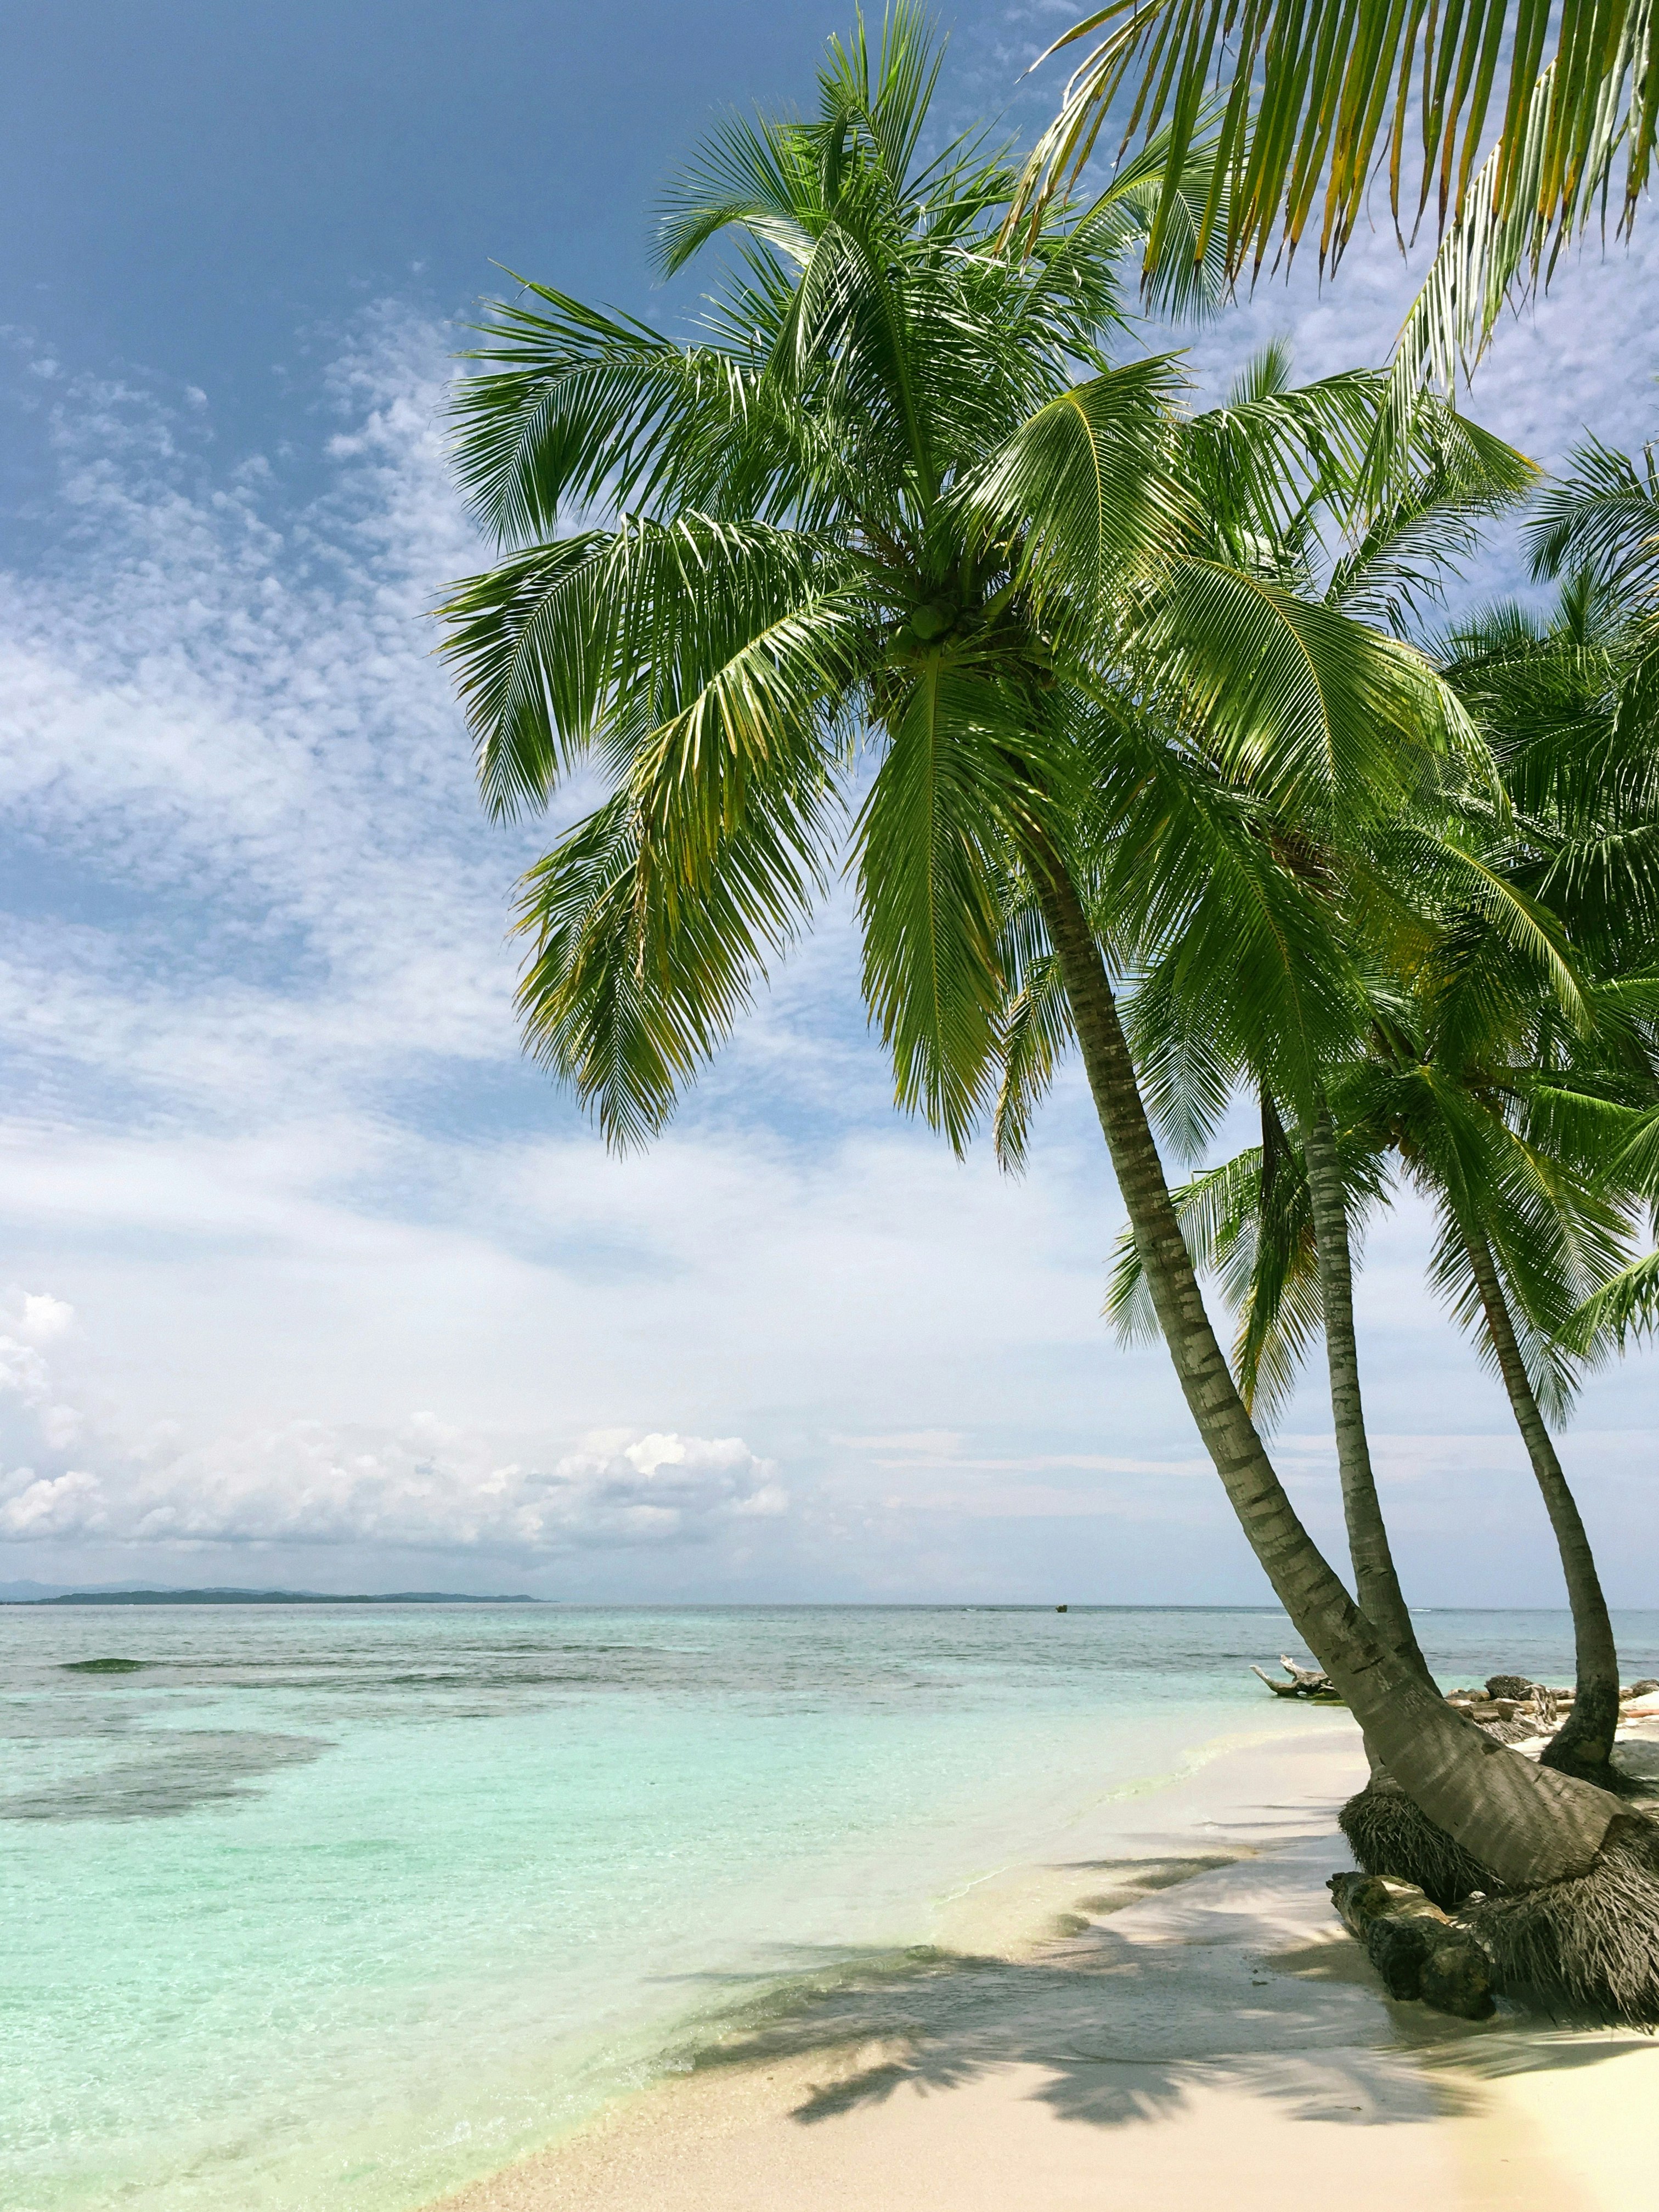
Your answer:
[995,343,1539,1683]
[1110,539,1659,1796]
[1107,553,1659,1792]
[1435,569,1659,1774]
[440,10,1659,2013]
[1111,998,1639,1790]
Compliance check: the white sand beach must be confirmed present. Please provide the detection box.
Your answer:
[436,1721,1659,2212]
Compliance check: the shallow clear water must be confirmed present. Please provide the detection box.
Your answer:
[2,1602,1654,2212]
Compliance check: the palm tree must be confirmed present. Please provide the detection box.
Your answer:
[996,345,1538,1681]
[439,10,1647,1973]
[1017,3,1659,398]
[1107,557,1659,1786]
[1112,1001,1638,1783]
[1434,570,1659,1770]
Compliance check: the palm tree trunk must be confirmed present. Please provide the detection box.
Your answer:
[1463,1224,1622,1778]
[1030,853,1620,1886]
[1301,1105,1429,1677]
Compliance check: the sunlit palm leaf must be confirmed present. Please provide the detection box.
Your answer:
[1015,0,1659,319]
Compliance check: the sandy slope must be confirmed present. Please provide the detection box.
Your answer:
[435,1723,1659,2212]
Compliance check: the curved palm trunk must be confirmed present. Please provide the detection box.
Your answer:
[1463,1225,1623,1778]
[1030,854,1620,1887]
[1301,1106,1430,1678]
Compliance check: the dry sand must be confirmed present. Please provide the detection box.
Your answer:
[435,1720,1659,2212]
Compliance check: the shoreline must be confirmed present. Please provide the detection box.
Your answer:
[431,1718,1659,2212]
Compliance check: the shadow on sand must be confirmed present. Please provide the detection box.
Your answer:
[656,1821,1654,2141]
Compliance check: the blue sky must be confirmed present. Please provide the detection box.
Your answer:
[1,1,1657,1603]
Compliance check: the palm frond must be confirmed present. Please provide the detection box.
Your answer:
[1014,0,1659,311]
[1570,1248,1659,1350]
[964,357,1189,612]
[1136,558,1476,822]
[856,666,1060,1149]
[1526,436,1659,600]
[512,746,834,1149]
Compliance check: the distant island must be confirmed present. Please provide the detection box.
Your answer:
[3,1587,545,1606]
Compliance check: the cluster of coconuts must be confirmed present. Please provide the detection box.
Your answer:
[893,595,1057,685]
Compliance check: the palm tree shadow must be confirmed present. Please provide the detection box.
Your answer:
[667,1847,1647,2138]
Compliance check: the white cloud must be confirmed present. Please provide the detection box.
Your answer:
[108,1418,784,1554]
[0,1280,782,1556]
[15,1291,74,1342]
[0,1339,51,1404]
[0,1288,76,1423]
[0,1468,104,1538]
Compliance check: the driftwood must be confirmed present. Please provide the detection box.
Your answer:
[1329,1871,1495,2019]
[1251,1655,1343,1703]
[1257,1660,1659,1731]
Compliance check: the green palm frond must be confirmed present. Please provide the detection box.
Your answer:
[439,518,865,821]
[512,741,834,1148]
[1135,559,1475,821]
[1413,831,1593,1036]
[1526,437,1659,600]
[1014,0,1659,318]
[991,875,1074,1172]
[1122,953,1241,1163]
[1570,1248,1659,1349]
[439,532,624,813]
[1104,1149,1267,1346]
[992,949,1070,1173]
[1387,1053,1632,1418]
[1329,419,1538,639]
[856,667,1064,1148]
[451,289,768,540]
[1102,1120,1347,1425]
[1180,366,1387,566]
[656,111,825,276]
[964,357,1189,611]
[1387,64,1557,407]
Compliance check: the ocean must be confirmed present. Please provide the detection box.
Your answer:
[3,1601,1654,2212]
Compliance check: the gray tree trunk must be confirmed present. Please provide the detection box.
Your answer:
[1032,856,1620,1887]
[1300,1105,1429,1677]
[1463,1225,1622,1776]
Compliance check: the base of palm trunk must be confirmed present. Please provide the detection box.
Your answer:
[1340,1785,1659,2024]
[1539,1736,1643,1788]
[1339,1779,1493,1909]
[1538,1689,1633,1788]
[1467,1813,1659,2023]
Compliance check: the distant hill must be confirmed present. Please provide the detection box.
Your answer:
[1,1586,545,1606]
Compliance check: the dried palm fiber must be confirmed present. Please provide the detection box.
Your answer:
[1339,1778,1493,1909]
[1466,1814,1659,2023]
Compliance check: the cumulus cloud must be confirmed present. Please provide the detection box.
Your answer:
[0,1468,104,1539]
[0,1287,82,1449]
[0,1426,782,1553]
[0,1287,781,1555]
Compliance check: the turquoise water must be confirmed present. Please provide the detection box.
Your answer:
[2,1603,1654,2211]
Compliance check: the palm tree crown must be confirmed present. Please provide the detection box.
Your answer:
[441,7,1485,1161]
